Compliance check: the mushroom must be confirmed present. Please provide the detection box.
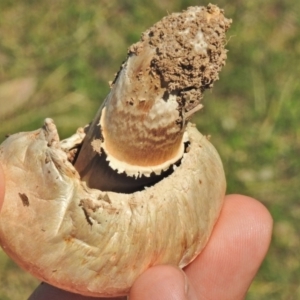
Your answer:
[0,4,231,298]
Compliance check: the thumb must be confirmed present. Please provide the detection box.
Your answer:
[129,265,197,300]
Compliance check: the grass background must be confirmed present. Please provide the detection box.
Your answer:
[0,0,299,299]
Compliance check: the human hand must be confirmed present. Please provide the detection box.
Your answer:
[0,164,272,300]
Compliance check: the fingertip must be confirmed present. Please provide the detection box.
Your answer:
[184,194,273,300]
[224,194,273,252]
[211,194,273,271]
[130,265,197,300]
[0,162,5,212]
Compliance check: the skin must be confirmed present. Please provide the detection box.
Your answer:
[0,164,273,300]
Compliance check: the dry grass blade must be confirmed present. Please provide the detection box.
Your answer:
[0,77,37,119]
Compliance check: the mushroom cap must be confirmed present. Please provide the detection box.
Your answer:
[0,121,225,297]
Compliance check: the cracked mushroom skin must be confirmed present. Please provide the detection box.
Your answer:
[0,5,230,298]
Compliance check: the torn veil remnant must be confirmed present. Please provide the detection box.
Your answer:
[0,4,231,298]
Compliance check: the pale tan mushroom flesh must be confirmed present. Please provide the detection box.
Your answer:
[0,5,231,297]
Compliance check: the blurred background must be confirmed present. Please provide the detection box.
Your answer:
[0,0,299,299]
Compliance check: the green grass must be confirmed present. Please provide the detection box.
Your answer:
[0,0,299,299]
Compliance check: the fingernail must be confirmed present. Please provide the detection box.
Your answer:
[180,269,198,300]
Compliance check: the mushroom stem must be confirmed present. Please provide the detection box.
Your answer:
[74,4,231,192]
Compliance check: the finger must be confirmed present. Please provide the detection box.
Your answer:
[129,265,198,300]
[184,194,273,300]
[28,282,126,300]
[0,163,5,212]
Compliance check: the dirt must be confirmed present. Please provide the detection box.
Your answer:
[18,193,30,207]
[129,4,231,124]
